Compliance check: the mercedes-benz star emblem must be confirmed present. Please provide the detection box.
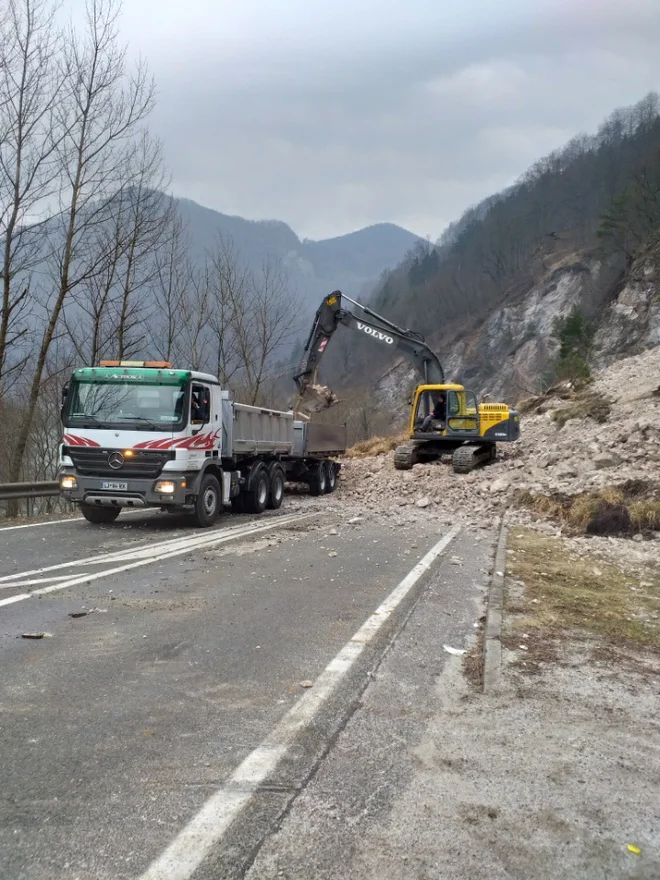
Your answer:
[108,452,124,469]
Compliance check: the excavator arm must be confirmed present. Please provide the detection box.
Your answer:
[294,290,444,411]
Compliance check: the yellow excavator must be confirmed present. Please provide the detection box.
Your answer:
[294,291,520,473]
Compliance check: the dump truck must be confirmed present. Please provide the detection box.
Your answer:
[58,361,346,527]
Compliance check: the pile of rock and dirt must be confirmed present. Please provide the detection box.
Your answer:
[291,347,660,558]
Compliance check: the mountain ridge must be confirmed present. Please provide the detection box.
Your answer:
[175,197,423,308]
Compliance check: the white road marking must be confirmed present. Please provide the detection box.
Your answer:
[0,516,301,584]
[0,574,91,590]
[0,514,314,609]
[0,508,155,532]
[138,524,461,880]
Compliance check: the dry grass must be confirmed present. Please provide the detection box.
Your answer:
[516,376,592,415]
[549,392,611,428]
[346,432,407,458]
[517,383,611,429]
[506,528,660,656]
[515,480,660,536]
[463,617,485,688]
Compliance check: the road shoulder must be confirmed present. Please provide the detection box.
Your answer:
[245,523,660,880]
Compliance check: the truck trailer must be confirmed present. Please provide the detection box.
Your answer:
[58,361,346,527]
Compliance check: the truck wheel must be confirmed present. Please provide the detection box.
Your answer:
[192,474,221,527]
[308,463,327,496]
[267,465,285,510]
[80,504,120,525]
[244,465,269,514]
[324,461,337,494]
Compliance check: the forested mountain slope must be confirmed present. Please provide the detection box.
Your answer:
[318,93,660,422]
[176,199,422,309]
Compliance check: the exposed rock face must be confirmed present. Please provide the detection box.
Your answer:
[373,248,658,412]
[593,250,660,364]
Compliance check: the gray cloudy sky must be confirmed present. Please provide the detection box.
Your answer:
[94,0,660,239]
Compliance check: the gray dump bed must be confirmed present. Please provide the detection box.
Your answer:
[224,399,295,456]
[221,394,346,459]
[293,421,347,457]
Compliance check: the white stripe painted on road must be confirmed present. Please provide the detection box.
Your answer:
[0,514,314,609]
[0,515,303,585]
[138,524,461,880]
[0,508,156,532]
[0,574,92,589]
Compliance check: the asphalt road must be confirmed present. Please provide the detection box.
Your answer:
[0,505,494,879]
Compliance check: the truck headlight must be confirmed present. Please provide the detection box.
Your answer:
[60,475,77,490]
[154,480,176,494]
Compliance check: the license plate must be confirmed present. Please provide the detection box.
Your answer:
[101,481,127,491]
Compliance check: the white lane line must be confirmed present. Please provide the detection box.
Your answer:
[0,514,314,609]
[0,508,156,532]
[0,516,296,584]
[138,524,461,880]
[0,574,91,590]
[0,523,243,581]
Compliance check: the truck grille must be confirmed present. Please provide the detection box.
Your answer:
[65,447,175,479]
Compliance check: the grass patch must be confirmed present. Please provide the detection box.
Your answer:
[506,528,660,656]
[463,618,485,688]
[514,479,660,536]
[346,432,407,458]
[516,376,592,414]
[517,380,611,429]
[548,392,611,428]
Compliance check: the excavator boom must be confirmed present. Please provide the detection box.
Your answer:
[294,291,444,412]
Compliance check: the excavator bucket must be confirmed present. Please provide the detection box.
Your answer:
[295,383,340,415]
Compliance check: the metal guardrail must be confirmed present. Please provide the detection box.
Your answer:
[0,481,60,501]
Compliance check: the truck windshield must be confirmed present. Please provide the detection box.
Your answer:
[63,378,187,431]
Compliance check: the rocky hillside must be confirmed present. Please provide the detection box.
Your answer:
[290,347,660,574]
[323,94,660,416]
[374,240,660,421]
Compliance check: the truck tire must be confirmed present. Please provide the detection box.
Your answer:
[267,465,285,510]
[192,474,221,527]
[244,465,269,514]
[324,461,337,494]
[80,504,120,525]
[308,463,327,496]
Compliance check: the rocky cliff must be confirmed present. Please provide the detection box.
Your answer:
[374,243,660,417]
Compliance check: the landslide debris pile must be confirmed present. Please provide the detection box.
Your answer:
[293,347,660,542]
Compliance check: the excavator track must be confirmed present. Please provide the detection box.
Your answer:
[393,440,422,470]
[452,444,495,474]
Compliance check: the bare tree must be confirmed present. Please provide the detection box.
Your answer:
[178,263,212,371]
[148,204,195,364]
[241,258,300,404]
[0,0,65,395]
[8,0,159,484]
[206,235,250,387]
[63,132,172,362]
[112,134,172,358]
[203,237,301,404]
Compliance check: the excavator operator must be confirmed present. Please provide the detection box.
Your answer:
[421,393,446,431]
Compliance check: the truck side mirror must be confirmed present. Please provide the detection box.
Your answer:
[60,384,69,420]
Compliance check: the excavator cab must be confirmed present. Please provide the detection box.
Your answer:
[410,385,481,440]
